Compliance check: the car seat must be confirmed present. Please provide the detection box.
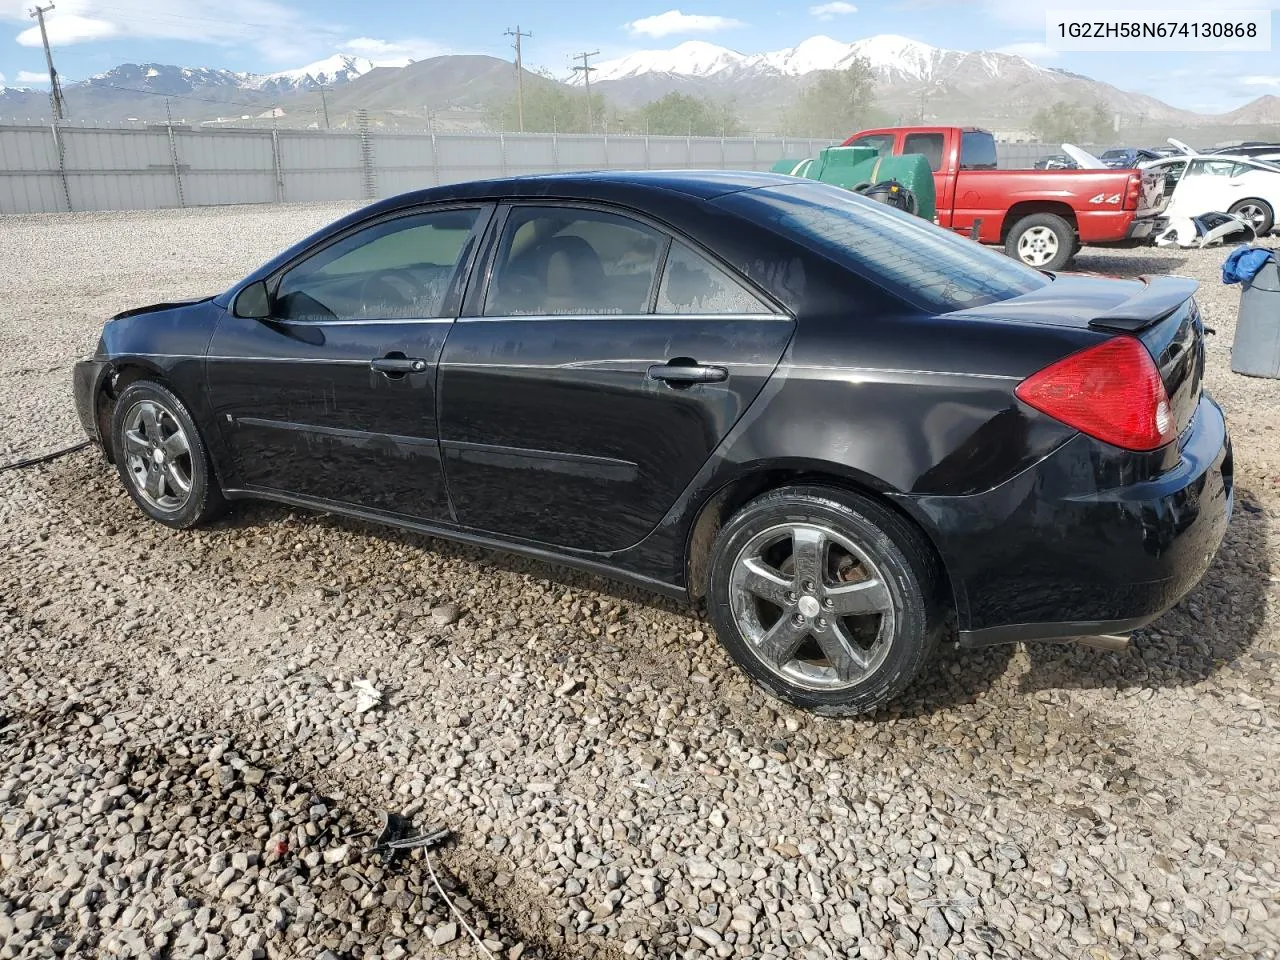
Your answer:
[540,236,607,313]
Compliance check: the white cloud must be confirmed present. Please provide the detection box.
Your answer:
[15,69,48,83]
[0,0,352,65]
[995,40,1058,61]
[980,0,1280,29]
[810,1,858,19]
[1241,75,1280,88]
[342,36,449,63]
[625,9,746,38]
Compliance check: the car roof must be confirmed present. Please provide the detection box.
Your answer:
[377,169,799,209]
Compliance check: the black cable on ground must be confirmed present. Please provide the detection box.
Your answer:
[0,441,91,473]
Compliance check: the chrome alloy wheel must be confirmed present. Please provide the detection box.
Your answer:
[728,522,897,692]
[121,398,193,511]
[1234,202,1269,232]
[1016,225,1059,267]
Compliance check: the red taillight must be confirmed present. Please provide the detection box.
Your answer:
[1015,336,1175,451]
[1124,173,1141,210]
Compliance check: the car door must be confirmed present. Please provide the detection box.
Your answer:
[435,202,796,554]
[206,203,492,520]
[1166,159,1235,218]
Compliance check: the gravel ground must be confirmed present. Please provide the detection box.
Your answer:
[1,205,1279,960]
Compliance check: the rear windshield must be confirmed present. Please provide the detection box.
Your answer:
[723,180,1050,312]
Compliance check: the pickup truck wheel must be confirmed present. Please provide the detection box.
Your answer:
[1228,199,1274,237]
[1005,214,1075,271]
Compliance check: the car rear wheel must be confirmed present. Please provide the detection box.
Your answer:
[109,379,225,529]
[1228,199,1274,237]
[1005,213,1075,271]
[706,486,940,716]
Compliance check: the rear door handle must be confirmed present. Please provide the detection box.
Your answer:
[647,362,728,384]
[371,357,428,375]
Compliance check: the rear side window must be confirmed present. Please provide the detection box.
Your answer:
[959,131,998,171]
[903,133,944,172]
[726,181,1049,312]
[657,242,772,315]
[484,206,663,316]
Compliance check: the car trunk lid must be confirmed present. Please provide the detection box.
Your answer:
[951,274,1205,440]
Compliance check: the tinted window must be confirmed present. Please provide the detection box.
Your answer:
[903,133,944,172]
[484,207,663,316]
[728,181,1049,312]
[274,209,478,322]
[959,131,998,170]
[657,242,771,315]
[847,134,894,157]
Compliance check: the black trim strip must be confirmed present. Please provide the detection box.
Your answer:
[234,416,438,448]
[440,437,636,469]
[958,614,1157,648]
[219,486,688,601]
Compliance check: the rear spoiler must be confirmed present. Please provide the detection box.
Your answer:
[1087,275,1199,333]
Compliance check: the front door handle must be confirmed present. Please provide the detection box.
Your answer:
[371,357,428,375]
[647,362,728,384]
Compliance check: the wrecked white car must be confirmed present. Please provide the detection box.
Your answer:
[1142,150,1280,238]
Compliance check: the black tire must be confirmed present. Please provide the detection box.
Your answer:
[109,379,225,529]
[1228,199,1274,237]
[1004,213,1076,271]
[706,485,942,717]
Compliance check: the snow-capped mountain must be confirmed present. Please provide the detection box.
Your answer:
[254,54,385,93]
[574,33,1041,86]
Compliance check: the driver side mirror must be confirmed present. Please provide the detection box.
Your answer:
[233,279,272,319]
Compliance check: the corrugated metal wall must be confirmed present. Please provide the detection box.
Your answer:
[0,122,1090,215]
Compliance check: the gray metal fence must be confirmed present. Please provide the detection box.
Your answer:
[0,122,1117,215]
[0,122,842,215]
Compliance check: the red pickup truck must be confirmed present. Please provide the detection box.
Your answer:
[841,126,1167,270]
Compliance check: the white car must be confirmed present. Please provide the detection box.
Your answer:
[1140,154,1280,236]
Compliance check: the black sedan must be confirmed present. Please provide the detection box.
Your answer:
[73,171,1233,715]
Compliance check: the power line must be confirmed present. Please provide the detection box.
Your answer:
[571,50,598,133]
[29,3,67,120]
[504,25,531,133]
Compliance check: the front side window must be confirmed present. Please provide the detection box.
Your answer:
[656,242,772,315]
[1186,160,1236,179]
[847,134,894,157]
[484,207,664,316]
[274,208,480,322]
[904,133,945,172]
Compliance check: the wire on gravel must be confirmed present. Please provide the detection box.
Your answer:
[0,440,91,473]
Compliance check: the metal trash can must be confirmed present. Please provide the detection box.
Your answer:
[1232,258,1280,379]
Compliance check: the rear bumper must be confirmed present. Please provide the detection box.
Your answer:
[1125,216,1161,240]
[903,395,1233,647]
[72,358,111,444]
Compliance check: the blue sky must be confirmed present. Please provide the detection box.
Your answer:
[0,0,1276,113]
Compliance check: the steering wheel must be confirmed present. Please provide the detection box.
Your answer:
[356,270,422,316]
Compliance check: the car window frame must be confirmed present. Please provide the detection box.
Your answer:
[461,199,791,322]
[259,202,496,325]
[846,134,896,157]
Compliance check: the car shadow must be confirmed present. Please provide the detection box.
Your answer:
[1017,485,1271,695]
[209,486,1266,714]
[1068,252,1190,278]
[211,500,699,620]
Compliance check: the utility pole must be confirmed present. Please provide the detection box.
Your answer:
[29,4,67,120]
[319,83,331,129]
[572,50,598,133]
[504,25,531,133]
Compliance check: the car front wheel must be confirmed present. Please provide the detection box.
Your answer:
[109,379,225,529]
[706,486,941,716]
